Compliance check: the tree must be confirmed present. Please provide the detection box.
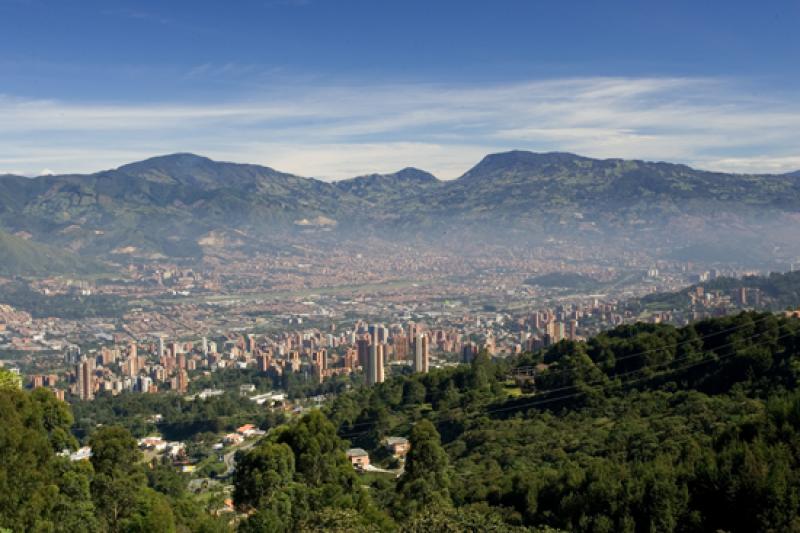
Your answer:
[276,410,355,490]
[89,426,146,532]
[395,419,451,518]
[403,379,426,406]
[296,508,384,532]
[122,487,177,533]
[405,506,532,532]
[0,388,58,531]
[31,387,78,451]
[147,462,186,499]
[233,442,295,510]
[0,369,21,390]
[51,458,99,532]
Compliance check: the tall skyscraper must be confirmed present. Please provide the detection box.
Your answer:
[124,354,138,377]
[368,323,389,344]
[413,333,429,374]
[246,334,256,354]
[462,342,478,364]
[738,286,748,306]
[64,345,81,365]
[344,347,358,370]
[393,334,409,361]
[175,369,189,394]
[314,349,328,371]
[76,357,95,401]
[357,338,371,369]
[367,343,385,385]
[137,375,152,393]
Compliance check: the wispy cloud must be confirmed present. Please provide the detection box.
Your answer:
[102,7,170,25]
[264,0,311,7]
[1,77,799,179]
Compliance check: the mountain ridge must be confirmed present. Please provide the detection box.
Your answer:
[1,150,800,265]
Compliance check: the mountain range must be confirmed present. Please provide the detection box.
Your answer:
[1,150,800,273]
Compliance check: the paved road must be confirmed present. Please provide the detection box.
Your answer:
[222,432,269,476]
[363,463,404,477]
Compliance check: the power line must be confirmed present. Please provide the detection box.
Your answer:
[513,311,780,382]
[507,323,785,400]
[338,313,786,432]
[485,329,796,415]
[335,322,799,438]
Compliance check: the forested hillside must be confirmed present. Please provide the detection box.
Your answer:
[4,312,800,531]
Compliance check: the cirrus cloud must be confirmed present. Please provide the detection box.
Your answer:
[1,76,799,179]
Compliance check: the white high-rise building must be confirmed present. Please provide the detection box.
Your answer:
[366,343,385,386]
[413,334,429,374]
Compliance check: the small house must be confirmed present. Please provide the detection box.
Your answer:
[384,436,410,458]
[346,448,370,470]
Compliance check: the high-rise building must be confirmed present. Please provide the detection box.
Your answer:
[393,334,409,361]
[568,320,578,340]
[175,369,189,394]
[344,347,358,370]
[412,334,429,373]
[64,345,81,365]
[170,341,182,357]
[124,355,138,377]
[137,375,152,393]
[548,321,566,343]
[368,324,385,344]
[462,342,478,364]
[357,338,371,369]
[366,343,385,385]
[313,349,328,371]
[408,322,421,340]
[76,357,95,401]
[246,334,256,354]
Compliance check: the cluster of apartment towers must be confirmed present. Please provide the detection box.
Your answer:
[356,323,431,386]
[63,323,436,401]
[68,337,191,401]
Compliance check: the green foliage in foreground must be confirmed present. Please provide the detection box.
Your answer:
[311,311,800,532]
[5,311,800,531]
[0,389,230,532]
[0,368,22,390]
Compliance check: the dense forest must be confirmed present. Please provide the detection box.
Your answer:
[3,311,800,531]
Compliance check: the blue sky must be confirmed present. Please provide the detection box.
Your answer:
[1,0,799,178]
